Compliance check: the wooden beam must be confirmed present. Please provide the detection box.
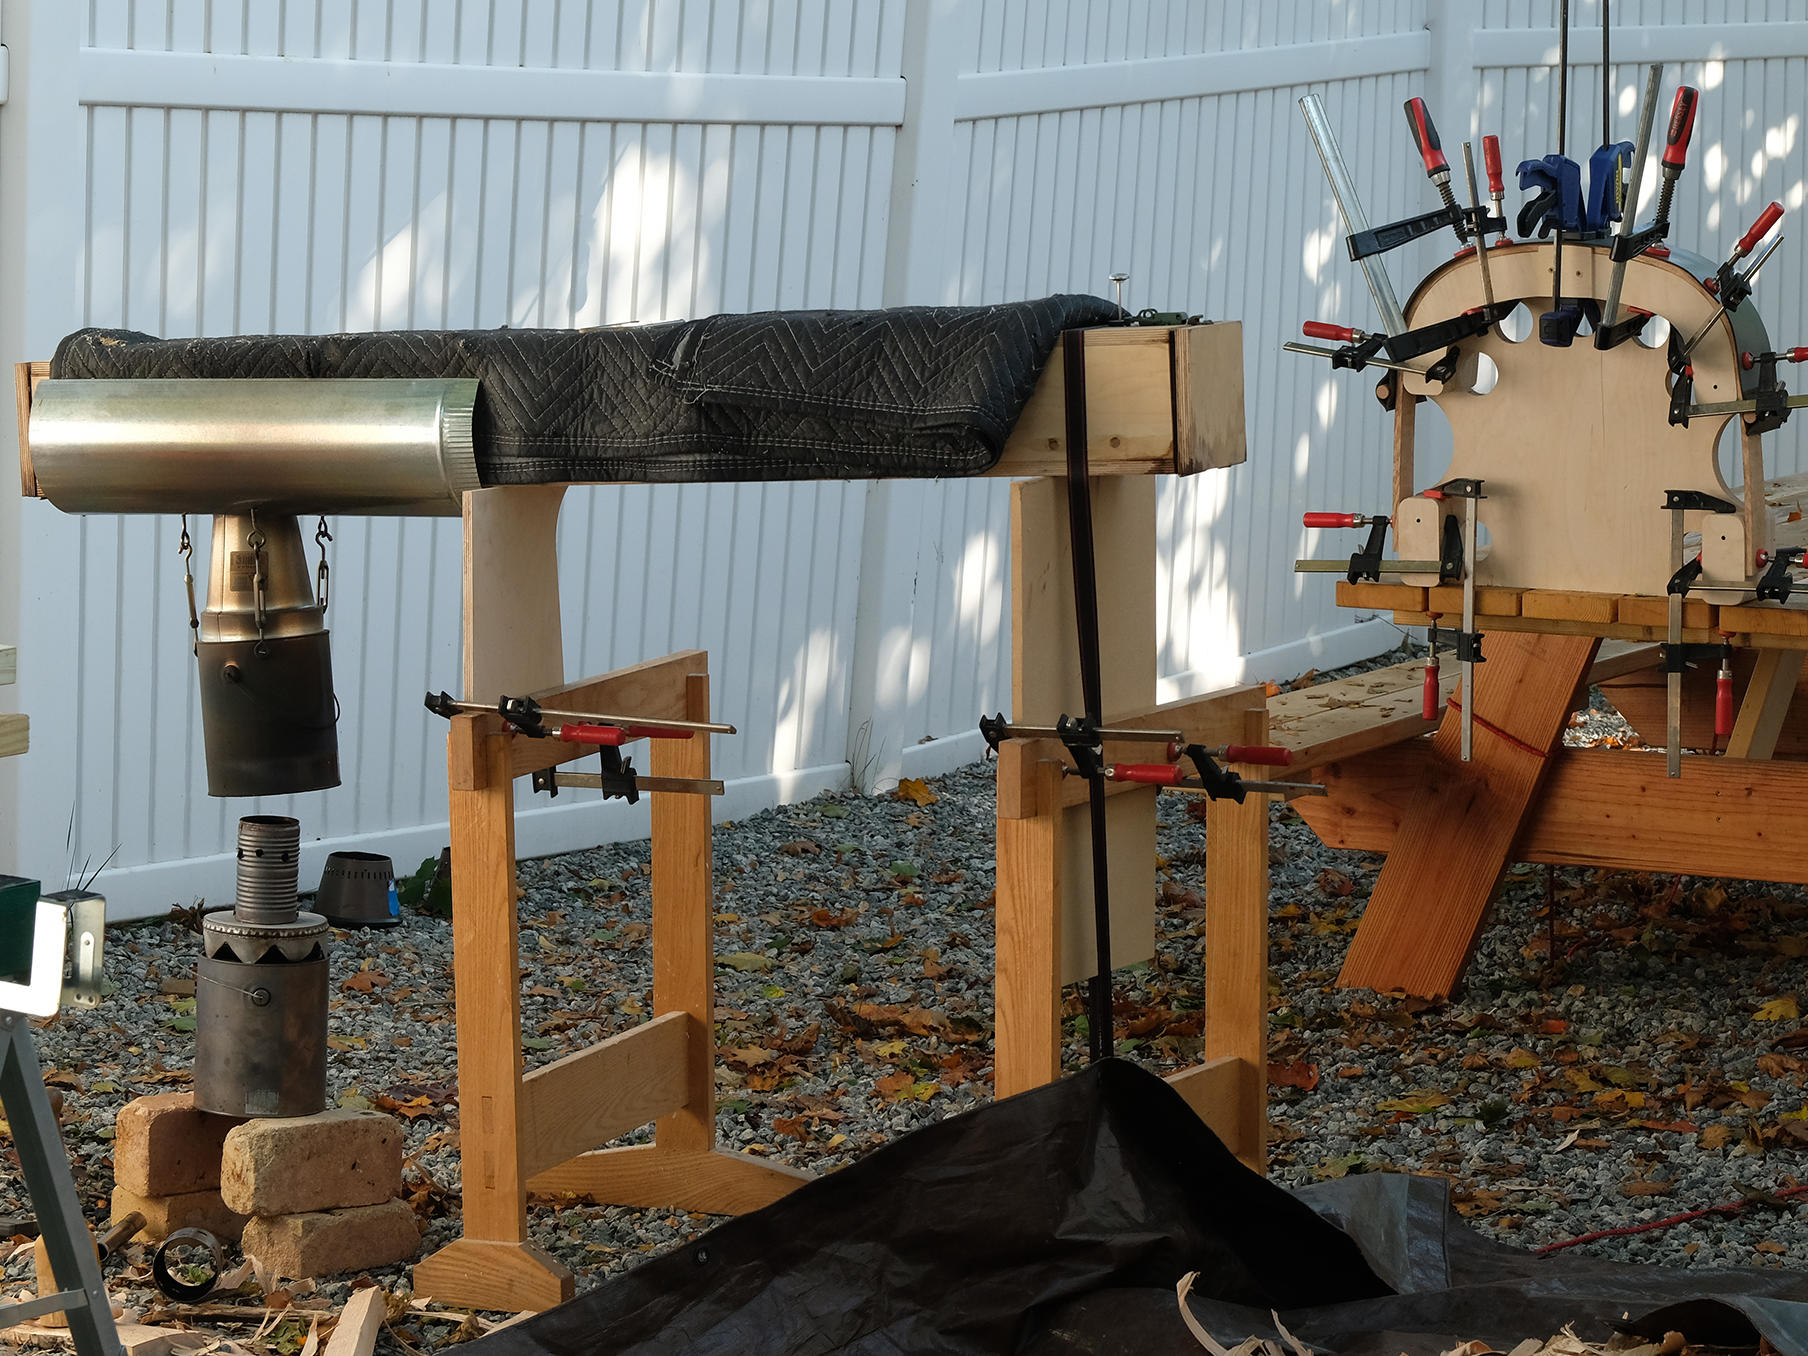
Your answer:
[1172,322,1246,473]
[504,649,709,781]
[1300,743,1808,885]
[528,1143,808,1212]
[0,646,14,686]
[322,1286,387,1356]
[993,759,1064,1099]
[649,671,719,1158]
[995,328,1181,477]
[993,681,1269,819]
[1336,631,1599,998]
[1390,393,1416,514]
[0,714,25,760]
[1166,1056,1261,1170]
[462,485,567,703]
[1727,649,1804,761]
[1202,708,1270,1172]
[14,361,46,498]
[515,1011,692,1180]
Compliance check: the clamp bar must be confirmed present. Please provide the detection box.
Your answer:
[425,690,736,736]
[1300,93,1409,336]
[540,770,724,796]
[1599,63,1665,337]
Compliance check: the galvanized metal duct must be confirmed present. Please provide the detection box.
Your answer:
[28,377,481,516]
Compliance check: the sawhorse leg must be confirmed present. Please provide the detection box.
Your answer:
[414,718,573,1312]
[0,1013,122,1355]
[526,673,807,1211]
[1338,631,1599,998]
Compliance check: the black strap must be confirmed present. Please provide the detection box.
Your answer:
[1063,329,1114,1064]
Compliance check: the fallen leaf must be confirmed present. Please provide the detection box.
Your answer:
[719,952,777,973]
[1756,1240,1789,1255]
[894,778,938,807]
[1755,996,1800,1022]
[1267,1060,1320,1092]
[1621,1179,1674,1197]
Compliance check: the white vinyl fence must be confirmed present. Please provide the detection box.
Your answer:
[0,1,1803,918]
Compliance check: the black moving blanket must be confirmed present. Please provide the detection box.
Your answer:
[51,296,1121,484]
[467,1061,1808,1356]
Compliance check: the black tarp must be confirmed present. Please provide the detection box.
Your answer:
[51,296,1122,484]
[469,1061,1808,1356]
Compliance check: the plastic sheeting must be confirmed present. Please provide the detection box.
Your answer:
[470,1060,1808,1356]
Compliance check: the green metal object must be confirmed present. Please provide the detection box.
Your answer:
[0,875,41,984]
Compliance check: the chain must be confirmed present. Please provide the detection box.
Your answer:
[314,515,333,615]
[247,510,269,656]
[177,516,200,656]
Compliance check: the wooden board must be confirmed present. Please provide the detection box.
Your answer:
[1398,243,1748,596]
[997,328,1176,476]
[462,485,566,701]
[994,759,1064,1099]
[1336,630,1599,998]
[1301,744,1808,885]
[0,646,14,685]
[1172,322,1247,473]
[1011,475,1157,982]
[1203,708,1270,1170]
[1727,649,1804,761]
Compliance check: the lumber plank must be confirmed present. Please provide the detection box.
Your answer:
[462,484,567,703]
[649,672,718,1158]
[994,759,1063,1099]
[413,1239,572,1313]
[1390,393,1416,517]
[505,650,708,781]
[1165,1056,1261,1170]
[1269,665,1455,771]
[2,645,17,686]
[1336,631,1599,998]
[1336,580,1426,612]
[993,682,1269,819]
[15,361,46,498]
[997,328,1178,476]
[1520,590,1618,624]
[1172,321,1247,473]
[0,713,26,759]
[1617,593,1712,630]
[1203,709,1270,1172]
[1426,584,1522,616]
[1300,744,1808,885]
[516,1011,691,1180]
[323,1287,387,1356]
[528,1143,807,1212]
[1011,475,1157,981]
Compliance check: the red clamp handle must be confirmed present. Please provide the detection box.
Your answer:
[1303,512,1357,528]
[1715,670,1735,739]
[1482,134,1504,195]
[1422,659,1441,722]
[1302,320,1356,342]
[1403,97,1447,176]
[1738,201,1784,256]
[1662,86,1699,169]
[1788,347,1808,364]
[1110,763,1183,786]
[557,723,692,745]
[1224,745,1293,767]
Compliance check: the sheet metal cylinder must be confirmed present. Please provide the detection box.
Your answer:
[194,952,328,1118]
[28,377,480,517]
[196,515,339,798]
[194,816,330,1118]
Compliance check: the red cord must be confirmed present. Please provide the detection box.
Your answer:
[1535,1183,1808,1255]
[1445,698,1552,760]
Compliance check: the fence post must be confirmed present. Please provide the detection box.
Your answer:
[846,0,974,793]
[0,0,85,880]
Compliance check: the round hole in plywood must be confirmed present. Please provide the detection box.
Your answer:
[1469,352,1500,395]
[1635,315,1672,349]
[1498,302,1534,343]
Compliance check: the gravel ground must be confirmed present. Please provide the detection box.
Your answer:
[5,645,1808,1350]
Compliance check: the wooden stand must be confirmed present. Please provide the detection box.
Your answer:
[14,319,1253,1302]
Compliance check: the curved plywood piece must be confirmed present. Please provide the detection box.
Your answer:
[1395,242,1765,596]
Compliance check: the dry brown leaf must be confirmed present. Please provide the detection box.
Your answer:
[894,778,938,807]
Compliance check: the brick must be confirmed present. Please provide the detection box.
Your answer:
[240,1200,420,1280]
[220,1109,404,1217]
[112,1184,247,1243]
[114,1093,241,1197]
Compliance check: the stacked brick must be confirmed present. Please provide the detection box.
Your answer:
[109,1096,419,1279]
